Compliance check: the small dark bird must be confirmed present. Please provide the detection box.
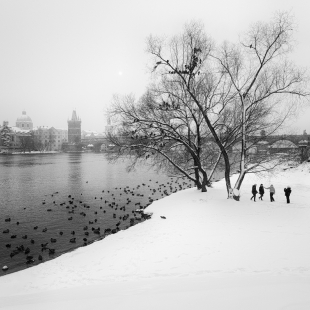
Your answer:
[160,216,166,219]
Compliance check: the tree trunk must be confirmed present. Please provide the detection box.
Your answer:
[234,171,245,190]
[201,181,207,192]
[223,151,232,195]
[194,166,201,190]
[200,170,208,192]
[234,96,247,194]
[196,180,202,190]
[208,152,222,181]
[199,111,232,195]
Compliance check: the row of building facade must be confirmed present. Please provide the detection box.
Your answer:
[0,110,84,152]
[1,110,309,155]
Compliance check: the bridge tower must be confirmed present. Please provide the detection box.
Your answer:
[68,110,81,144]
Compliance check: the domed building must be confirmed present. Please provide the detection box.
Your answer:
[16,111,33,130]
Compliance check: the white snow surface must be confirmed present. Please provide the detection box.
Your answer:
[1,163,310,310]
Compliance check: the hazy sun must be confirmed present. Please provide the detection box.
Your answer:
[118,71,123,76]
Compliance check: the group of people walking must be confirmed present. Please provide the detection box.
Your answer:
[251,184,292,203]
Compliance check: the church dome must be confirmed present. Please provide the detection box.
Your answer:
[17,111,32,122]
[16,111,33,130]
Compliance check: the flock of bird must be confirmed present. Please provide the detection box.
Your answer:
[1,177,194,273]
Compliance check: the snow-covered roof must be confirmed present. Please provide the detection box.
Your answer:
[53,128,67,131]
[83,130,98,134]
[10,126,31,134]
[33,126,50,130]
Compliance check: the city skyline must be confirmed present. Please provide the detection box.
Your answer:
[3,109,106,134]
[1,0,310,133]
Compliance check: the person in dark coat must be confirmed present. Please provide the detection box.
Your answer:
[250,184,258,202]
[284,186,292,203]
[259,184,265,200]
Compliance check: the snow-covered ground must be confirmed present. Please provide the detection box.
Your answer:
[1,163,310,310]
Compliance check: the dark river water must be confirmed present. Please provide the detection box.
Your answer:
[0,153,195,276]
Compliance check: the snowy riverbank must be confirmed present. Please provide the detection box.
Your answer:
[1,162,310,309]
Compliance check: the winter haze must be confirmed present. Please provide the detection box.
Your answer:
[0,0,309,132]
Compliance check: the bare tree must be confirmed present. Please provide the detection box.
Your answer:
[213,12,309,191]
[47,129,56,151]
[146,13,308,197]
[147,22,238,194]
[32,128,47,152]
[18,134,33,153]
[107,91,220,192]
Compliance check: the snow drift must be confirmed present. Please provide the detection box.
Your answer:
[1,163,310,310]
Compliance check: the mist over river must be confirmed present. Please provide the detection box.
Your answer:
[0,153,195,276]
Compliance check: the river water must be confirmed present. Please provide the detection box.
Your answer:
[0,153,194,276]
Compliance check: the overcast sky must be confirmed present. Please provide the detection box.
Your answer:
[1,0,309,133]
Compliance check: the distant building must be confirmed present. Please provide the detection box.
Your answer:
[50,127,68,150]
[68,110,81,144]
[0,121,32,152]
[16,111,33,130]
[0,110,71,152]
[81,130,105,140]
[104,112,112,134]
[81,130,107,151]
[104,111,121,136]
[33,126,68,151]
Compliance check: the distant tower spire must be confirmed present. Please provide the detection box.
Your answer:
[71,110,79,121]
[68,110,81,143]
